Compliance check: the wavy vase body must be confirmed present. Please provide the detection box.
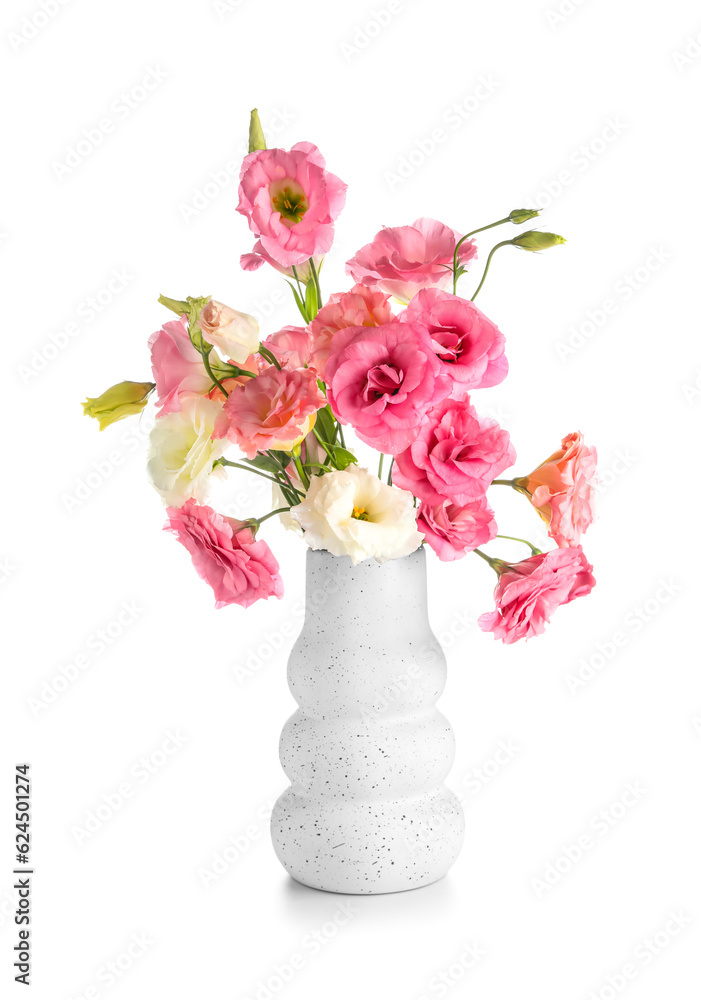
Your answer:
[271,548,464,894]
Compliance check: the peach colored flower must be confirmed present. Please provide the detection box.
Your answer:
[214,366,325,459]
[309,283,393,378]
[197,300,260,366]
[515,432,597,546]
[478,546,595,644]
[165,500,283,609]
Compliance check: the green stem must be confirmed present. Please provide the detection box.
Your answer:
[308,258,323,309]
[290,266,311,324]
[201,350,229,397]
[378,453,384,479]
[496,534,541,555]
[471,241,513,301]
[387,457,394,486]
[254,507,292,526]
[258,344,281,370]
[312,425,337,467]
[452,218,512,293]
[463,218,513,241]
[491,478,515,486]
[266,450,293,481]
[473,548,508,574]
[292,453,310,490]
[218,459,304,495]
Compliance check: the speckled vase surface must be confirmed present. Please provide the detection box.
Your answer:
[271,547,465,894]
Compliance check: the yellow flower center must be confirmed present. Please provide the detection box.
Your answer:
[269,178,309,227]
[352,505,370,521]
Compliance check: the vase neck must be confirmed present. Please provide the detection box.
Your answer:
[302,548,428,629]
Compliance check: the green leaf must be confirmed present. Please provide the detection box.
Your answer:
[285,280,309,323]
[243,454,286,476]
[330,447,357,470]
[305,278,318,321]
[314,404,337,444]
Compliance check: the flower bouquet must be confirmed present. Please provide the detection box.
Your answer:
[84,109,600,892]
[84,108,597,643]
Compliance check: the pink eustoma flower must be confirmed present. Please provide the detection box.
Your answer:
[403,288,508,396]
[237,142,347,268]
[325,321,451,455]
[515,431,597,547]
[309,283,393,379]
[392,398,516,504]
[263,325,313,370]
[148,316,211,415]
[214,366,325,459]
[346,217,477,302]
[165,500,283,609]
[393,397,516,504]
[478,546,596,644]
[418,496,497,561]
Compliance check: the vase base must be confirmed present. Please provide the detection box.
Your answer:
[285,869,450,896]
[271,786,464,895]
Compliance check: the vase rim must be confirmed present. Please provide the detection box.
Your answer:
[305,546,426,568]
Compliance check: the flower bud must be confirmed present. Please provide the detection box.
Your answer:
[511,230,566,251]
[248,108,266,153]
[83,381,154,430]
[509,208,540,225]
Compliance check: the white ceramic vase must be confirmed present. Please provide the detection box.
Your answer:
[271,548,464,894]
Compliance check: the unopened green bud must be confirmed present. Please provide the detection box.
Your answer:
[248,108,266,153]
[511,230,566,251]
[83,381,154,431]
[509,208,540,225]
[158,294,190,316]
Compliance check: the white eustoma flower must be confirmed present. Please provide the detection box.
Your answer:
[197,299,260,365]
[291,466,424,565]
[147,396,226,507]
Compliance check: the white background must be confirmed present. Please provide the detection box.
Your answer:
[2,0,700,997]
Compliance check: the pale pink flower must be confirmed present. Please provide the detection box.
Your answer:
[346,218,478,302]
[263,325,313,370]
[214,366,325,458]
[393,397,515,504]
[325,321,451,455]
[198,299,260,366]
[478,546,596,644]
[515,432,597,546]
[309,283,393,378]
[237,142,347,268]
[418,496,497,561]
[403,288,507,396]
[165,500,283,609]
[240,243,323,282]
[148,316,211,415]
